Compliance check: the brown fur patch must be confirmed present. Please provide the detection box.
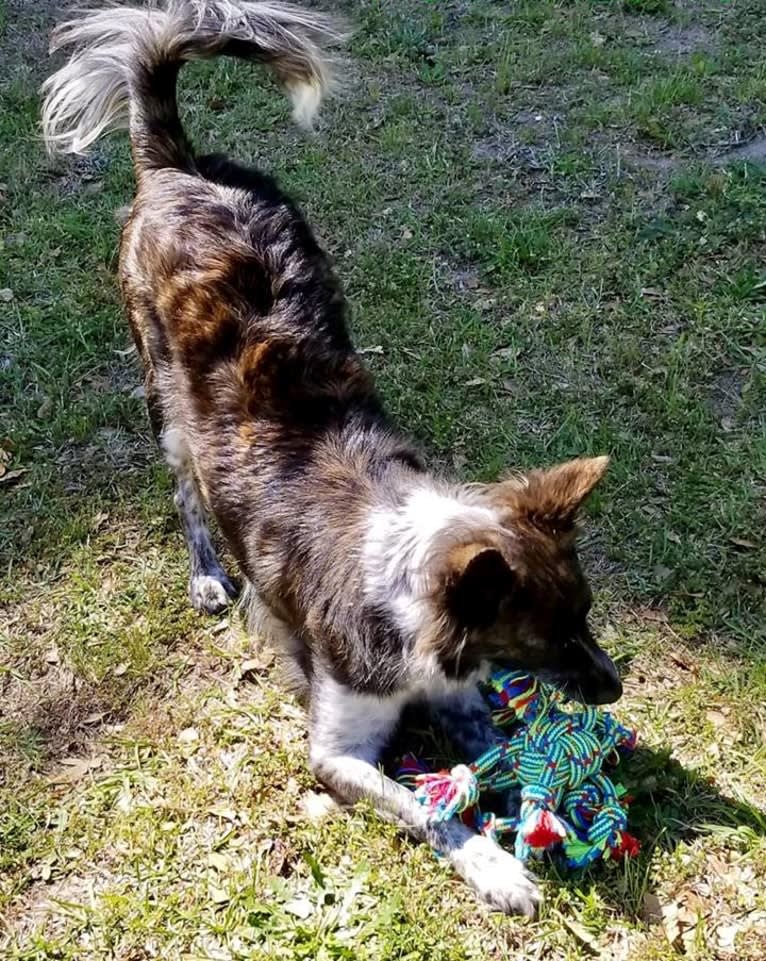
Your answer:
[494,456,609,529]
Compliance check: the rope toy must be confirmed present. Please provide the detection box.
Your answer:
[397,667,639,868]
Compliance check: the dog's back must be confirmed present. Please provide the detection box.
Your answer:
[42,1,425,682]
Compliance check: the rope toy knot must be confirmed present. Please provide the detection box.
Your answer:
[611,830,641,859]
[587,802,628,849]
[396,753,430,790]
[413,763,479,822]
[521,784,557,809]
[517,784,567,855]
[484,670,543,726]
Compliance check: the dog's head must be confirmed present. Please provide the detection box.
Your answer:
[421,456,621,705]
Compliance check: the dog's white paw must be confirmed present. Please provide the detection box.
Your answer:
[190,573,237,614]
[455,834,540,917]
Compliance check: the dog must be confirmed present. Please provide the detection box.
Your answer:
[42,0,622,916]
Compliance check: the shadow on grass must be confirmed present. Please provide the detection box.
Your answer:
[0,671,140,773]
[552,745,766,918]
[387,708,766,921]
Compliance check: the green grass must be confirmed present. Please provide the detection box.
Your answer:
[2,1,766,958]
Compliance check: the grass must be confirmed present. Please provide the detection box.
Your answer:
[1,0,765,958]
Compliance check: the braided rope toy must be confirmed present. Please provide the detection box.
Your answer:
[398,668,639,868]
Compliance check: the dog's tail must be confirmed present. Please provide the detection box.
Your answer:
[41,1,343,175]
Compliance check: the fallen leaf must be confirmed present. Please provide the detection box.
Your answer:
[206,805,238,822]
[238,657,267,682]
[210,886,229,905]
[661,901,681,946]
[729,536,757,550]
[261,836,290,876]
[716,922,740,952]
[284,895,314,919]
[82,712,105,726]
[491,345,519,362]
[49,756,104,784]
[678,905,700,927]
[464,377,487,387]
[680,891,708,918]
[37,397,53,419]
[401,226,413,240]
[0,288,14,302]
[636,606,667,623]
[642,892,664,925]
[208,852,230,872]
[113,661,129,677]
[91,511,109,532]
[561,917,598,950]
[177,727,199,744]
[669,651,696,673]
[0,468,28,486]
[705,709,728,728]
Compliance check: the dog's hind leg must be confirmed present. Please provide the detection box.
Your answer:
[161,425,238,614]
[126,301,236,615]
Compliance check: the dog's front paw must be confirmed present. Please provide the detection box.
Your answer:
[189,572,238,614]
[455,834,540,917]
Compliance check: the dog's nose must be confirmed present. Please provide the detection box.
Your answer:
[588,647,623,704]
[590,674,623,705]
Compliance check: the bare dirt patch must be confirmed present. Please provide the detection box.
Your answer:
[717,133,766,166]
[0,1,58,67]
[707,367,747,425]
[1,870,120,951]
[619,144,679,175]
[651,24,715,56]
[0,664,116,772]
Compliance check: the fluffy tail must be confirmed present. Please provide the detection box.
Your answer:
[41,1,344,174]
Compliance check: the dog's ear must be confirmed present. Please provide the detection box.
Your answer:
[497,455,609,529]
[443,543,515,628]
